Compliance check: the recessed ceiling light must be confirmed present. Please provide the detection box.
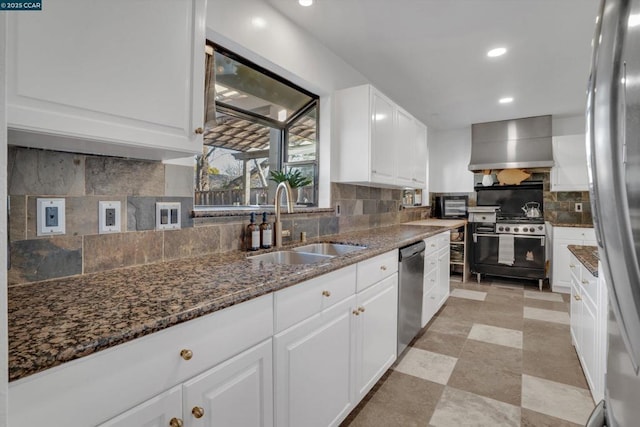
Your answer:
[499,97,514,104]
[487,47,507,58]
[299,0,313,6]
[251,17,267,28]
[629,14,640,27]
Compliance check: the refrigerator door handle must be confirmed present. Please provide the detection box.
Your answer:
[586,400,606,427]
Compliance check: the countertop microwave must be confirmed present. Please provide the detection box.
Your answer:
[434,195,468,219]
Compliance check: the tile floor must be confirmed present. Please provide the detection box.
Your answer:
[342,278,594,427]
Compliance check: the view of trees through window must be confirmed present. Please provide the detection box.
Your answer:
[195,44,319,208]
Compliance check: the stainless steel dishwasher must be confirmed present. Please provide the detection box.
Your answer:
[398,240,426,356]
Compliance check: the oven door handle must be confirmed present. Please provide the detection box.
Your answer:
[473,233,545,246]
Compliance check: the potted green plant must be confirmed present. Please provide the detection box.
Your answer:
[269,169,312,203]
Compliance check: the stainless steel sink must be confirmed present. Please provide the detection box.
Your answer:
[248,250,334,265]
[292,243,366,256]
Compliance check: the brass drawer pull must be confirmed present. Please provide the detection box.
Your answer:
[192,406,205,419]
[194,127,204,134]
[322,290,331,297]
[180,349,193,361]
[353,310,360,316]
[169,418,184,427]
[358,306,365,313]
[380,265,387,271]
[574,294,582,301]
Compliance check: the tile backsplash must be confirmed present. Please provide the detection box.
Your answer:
[8,146,429,285]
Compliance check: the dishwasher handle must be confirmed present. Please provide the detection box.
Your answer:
[399,241,426,261]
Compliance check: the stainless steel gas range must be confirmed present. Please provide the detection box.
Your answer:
[469,182,547,290]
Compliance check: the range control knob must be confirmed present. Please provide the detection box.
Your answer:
[498,226,504,231]
[505,227,510,232]
[514,227,519,232]
[538,226,544,230]
[522,227,529,232]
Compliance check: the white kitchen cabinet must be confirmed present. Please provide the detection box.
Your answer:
[6,0,205,161]
[353,273,398,400]
[422,231,451,326]
[569,253,608,402]
[99,386,183,427]
[413,121,428,187]
[333,84,427,188]
[9,294,274,427]
[274,295,356,427]
[551,226,596,293]
[551,134,589,191]
[182,339,273,427]
[101,339,272,427]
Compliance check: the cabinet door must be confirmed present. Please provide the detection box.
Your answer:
[413,121,428,187]
[436,247,450,309]
[581,297,598,394]
[182,339,273,427]
[7,0,205,160]
[552,238,583,293]
[395,108,415,187]
[354,274,398,400]
[370,90,396,182]
[551,134,589,191]
[98,386,182,427]
[570,280,582,352]
[274,296,356,427]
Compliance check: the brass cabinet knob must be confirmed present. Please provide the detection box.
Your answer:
[358,306,365,313]
[380,265,387,271]
[322,290,331,297]
[192,406,205,419]
[169,418,184,427]
[180,349,193,361]
[582,279,589,284]
[353,310,360,316]
[574,294,582,301]
[194,127,204,134]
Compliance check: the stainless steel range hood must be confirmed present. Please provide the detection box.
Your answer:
[468,115,554,171]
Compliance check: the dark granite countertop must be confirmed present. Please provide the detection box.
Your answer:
[8,224,449,382]
[568,244,599,277]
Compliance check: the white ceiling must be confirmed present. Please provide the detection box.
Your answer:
[266,0,601,130]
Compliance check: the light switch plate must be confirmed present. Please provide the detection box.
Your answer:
[156,202,181,230]
[37,198,65,236]
[99,201,122,234]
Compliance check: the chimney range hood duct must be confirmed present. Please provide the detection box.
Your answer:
[468,115,554,171]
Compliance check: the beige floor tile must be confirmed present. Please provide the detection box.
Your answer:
[468,323,523,349]
[412,330,467,358]
[342,371,444,427]
[447,358,522,405]
[429,386,521,427]
[523,319,573,354]
[428,313,475,338]
[524,298,570,312]
[524,290,565,302]
[474,309,524,331]
[521,408,583,427]
[450,288,487,301]
[522,348,589,389]
[524,306,570,324]
[457,340,522,374]
[394,348,458,385]
[522,374,594,425]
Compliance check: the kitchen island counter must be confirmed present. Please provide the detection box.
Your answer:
[9,223,446,382]
[568,244,599,277]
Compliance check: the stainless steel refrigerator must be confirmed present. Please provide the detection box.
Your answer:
[587,0,640,425]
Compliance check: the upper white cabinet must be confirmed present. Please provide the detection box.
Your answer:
[551,134,589,191]
[6,0,206,161]
[333,84,427,189]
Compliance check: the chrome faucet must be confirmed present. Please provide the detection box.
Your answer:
[274,181,294,247]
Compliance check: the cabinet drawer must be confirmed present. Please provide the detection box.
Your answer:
[580,267,598,305]
[357,250,398,292]
[425,252,438,273]
[437,230,451,250]
[554,226,595,241]
[274,265,356,333]
[9,293,273,427]
[423,268,437,294]
[569,254,581,283]
[424,236,439,256]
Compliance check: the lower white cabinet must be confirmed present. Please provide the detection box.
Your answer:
[552,226,596,293]
[100,339,273,427]
[274,295,356,427]
[569,253,608,402]
[422,231,451,326]
[354,273,398,400]
[99,386,183,427]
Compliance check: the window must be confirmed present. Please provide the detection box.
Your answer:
[195,43,319,207]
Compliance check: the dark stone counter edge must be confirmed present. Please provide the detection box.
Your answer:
[9,223,452,381]
[568,244,599,277]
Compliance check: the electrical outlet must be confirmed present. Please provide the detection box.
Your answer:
[99,201,121,234]
[156,202,181,230]
[37,198,65,236]
[575,202,583,212]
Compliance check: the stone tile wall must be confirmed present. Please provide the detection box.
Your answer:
[8,147,428,285]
